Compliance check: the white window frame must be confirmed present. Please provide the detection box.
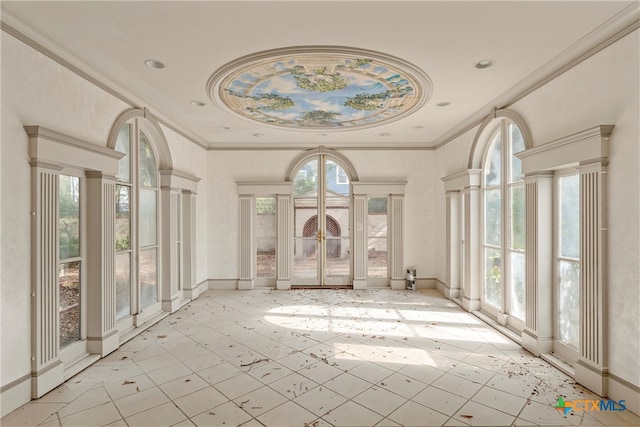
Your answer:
[366,196,389,286]
[480,119,526,333]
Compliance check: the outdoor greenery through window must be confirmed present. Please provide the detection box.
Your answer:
[483,122,526,321]
[558,174,580,348]
[256,197,277,278]
[59,175,81,348]
[368,198,388,278]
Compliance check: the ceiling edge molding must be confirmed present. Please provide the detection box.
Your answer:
[433,2,640,152]
[207,145,436,151]
[1,18,210,151]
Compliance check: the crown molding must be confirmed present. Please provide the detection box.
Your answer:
[434,2,639,151]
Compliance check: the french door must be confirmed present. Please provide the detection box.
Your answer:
[293,155,351,286]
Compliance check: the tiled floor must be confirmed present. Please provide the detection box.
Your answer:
[3,289,639,427]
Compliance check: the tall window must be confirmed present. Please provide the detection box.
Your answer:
[367,197,388,279]
[482,121,526,324]
[59,175,82,349]
[115,122,160,324]
[256,197,277,280]
[555,173,580,358]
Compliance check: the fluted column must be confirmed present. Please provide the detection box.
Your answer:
[238,196,254,290]
[389,194,405,289]
[575,162,608,395]
[276,195,292,290]
[521,172,553,355]
[161,185,181,311]
[86,171,119,356]
[30,165,64,398]
[444,191,461,299]
[352,194,368,289]
[181,190,199,299]
[462,185,481,311]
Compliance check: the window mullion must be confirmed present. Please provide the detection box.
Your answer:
[131,120,140,315]
[501,120,510,315]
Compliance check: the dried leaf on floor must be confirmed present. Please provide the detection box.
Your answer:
[461,414,473,419]
[123,380,136,385]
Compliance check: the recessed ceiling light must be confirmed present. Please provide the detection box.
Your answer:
[379,132,390,137]
[144,59,165,69]
[253,133,263,137]
[317,133,328,137]
[190,100,206,107]
[436,102,451,107]
[475,59,494,69]
[412,125,424,129]
[219,125,231,130]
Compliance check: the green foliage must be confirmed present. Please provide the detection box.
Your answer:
[116,236,130,252]
[300,110,339,125]
[253,93,294,110]
[294,175,317,196]
[368,198,388,213]
[291,69,348,92]
[344,91,390,111]
[256,198,276,215]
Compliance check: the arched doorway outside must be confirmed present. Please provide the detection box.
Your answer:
[290,149,353,286]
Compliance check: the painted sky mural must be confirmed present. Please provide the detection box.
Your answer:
[213,52,429,130]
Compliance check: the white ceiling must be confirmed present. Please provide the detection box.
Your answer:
[2,1,637,149]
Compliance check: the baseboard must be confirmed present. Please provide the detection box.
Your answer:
[0,374,31,418]
[207,279,238,290]
[415,278,436,289]
[608,373,640,416]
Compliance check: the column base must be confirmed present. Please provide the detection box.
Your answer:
[576,358,608,396]
[521,328,552,356]
[276,280,291,290]
[238,279,254,290]
[462,295,480,312]
[162,295,181,313]
[87,328,119,357]
[31,360,64,399]
[352,279,367,290]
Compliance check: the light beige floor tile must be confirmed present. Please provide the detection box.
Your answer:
[411,385,467,416]
[103,373,156,401]
[471,385,527,416]
[243,360,294,385]
[298,360,343,384]
[172,386,229,417]
[190,401,252,427]
[397,364,446,385]
[323,372,373,399]
[453,400,516,426]
[36,414,61,427]
[57,385,111,418]
[387,400,449,426]
[159,373,209,400]
[348,362,394,385]
[257,401,317,427]
[198,361,244,385]
[182,352,224,373]
[59,401,122,427]
[353,386,407,417]
[276,350,318,371]
[293,385,348,417]
[125,401,187,427]
[214,373,264,400]
[1,403,66,426]
[485,372,537,399]
[113,387,170,418]
[448,361,496,385]
[146,362,193,386]
[268,372,319,400]
[321,401,384,427]
[232,385,287,417]
[36,381,97,404]
[375,371,427,399]
[374,418,401,427]
[431,373,483,399]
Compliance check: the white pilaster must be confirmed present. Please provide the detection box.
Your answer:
[389,194,405,289]
[276,195,292,290]
[181,190,199,299]
[30,165,64,398]
[352,194,368,289]
[575,162,608,395]
[160,185,181,312]
[462,185,482,311]
[444,191,461,299]
[522,172,553,356]
[85,172,119,356]
[239,196,254,290]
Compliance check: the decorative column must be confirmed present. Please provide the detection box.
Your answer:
[444,191,461,298]
[181,190,199,299]
[85,172,119,356]
[389,194,405,289]
[161,184,181,311]
[462,184,482,311]
[521,172,553,356]
[30,163,64,398]
[276,194,292,290]
[575,161,608,395]
[352,194,368,289]
[238,195,254,290]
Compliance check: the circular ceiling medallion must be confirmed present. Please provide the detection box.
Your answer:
[207,46,432,131]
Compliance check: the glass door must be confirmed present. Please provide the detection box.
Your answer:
[293,156,351,286]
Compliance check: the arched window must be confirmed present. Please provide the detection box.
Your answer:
[482,119,526,326]
[114,119,161,329]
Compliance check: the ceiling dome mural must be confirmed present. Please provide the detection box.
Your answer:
[207,47,432,130]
